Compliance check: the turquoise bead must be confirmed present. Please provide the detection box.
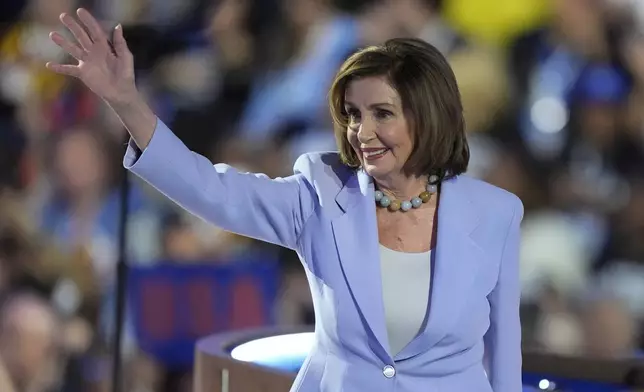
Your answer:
[401,201,412,211]
[411,197,422,208]
[379,196,391,207]
[375,190,383,201]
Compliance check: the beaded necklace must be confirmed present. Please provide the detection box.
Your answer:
[374,175,439,212]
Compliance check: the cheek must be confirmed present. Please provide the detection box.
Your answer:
[380,125,412,152]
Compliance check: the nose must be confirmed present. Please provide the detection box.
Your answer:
[356,120,376,143]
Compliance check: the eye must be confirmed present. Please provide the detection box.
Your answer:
[375,109,393,120]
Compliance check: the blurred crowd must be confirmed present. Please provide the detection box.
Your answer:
[0,0,643,391]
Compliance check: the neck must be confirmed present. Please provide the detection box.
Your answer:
[375,174,428,201]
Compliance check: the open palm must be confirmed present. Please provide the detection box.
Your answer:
[47,8,136,103]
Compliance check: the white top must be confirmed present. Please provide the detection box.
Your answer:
[379,244,432,355]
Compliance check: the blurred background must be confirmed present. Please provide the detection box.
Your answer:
[0,0,644,391]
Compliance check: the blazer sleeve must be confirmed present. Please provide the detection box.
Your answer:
[123,118,316,250]
[484,198,524,391]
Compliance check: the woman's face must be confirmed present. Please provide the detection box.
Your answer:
[345,76,414,182]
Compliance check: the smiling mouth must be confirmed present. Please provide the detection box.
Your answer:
[362,148,389,160]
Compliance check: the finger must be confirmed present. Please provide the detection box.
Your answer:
[60,13,93,50]
[45,62,80,77]
[112,24,132,62]
[49,32,85,60]
[76,8,108,47]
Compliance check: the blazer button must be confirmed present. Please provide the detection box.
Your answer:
[383,365,396,378]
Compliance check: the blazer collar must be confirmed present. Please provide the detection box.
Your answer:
[334,168,371,214]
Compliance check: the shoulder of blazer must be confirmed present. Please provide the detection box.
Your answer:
[292,151,354,209]
[455,175,524,224]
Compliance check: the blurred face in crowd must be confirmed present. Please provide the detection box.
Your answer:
[552,0,606,54]
[30,0,74,25]
[0,295,58,388]
[345,76,414,183]
[282,0,328,29]
[54,131,109,198]
[164,223,204,261]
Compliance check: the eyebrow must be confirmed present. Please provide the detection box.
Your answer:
[344,101,395,109]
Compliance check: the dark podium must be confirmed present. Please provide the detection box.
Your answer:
[194,327,644,392]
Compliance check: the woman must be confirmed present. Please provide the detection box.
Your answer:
[46,9,523,391]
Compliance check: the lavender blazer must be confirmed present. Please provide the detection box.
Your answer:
[125,119,524,392]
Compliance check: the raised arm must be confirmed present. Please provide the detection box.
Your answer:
[46,9,316,249]
[124,118,316,248]
[484,198,524,392]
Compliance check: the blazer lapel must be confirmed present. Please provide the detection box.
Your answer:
[396,176,485,361]
[331,170,391,359]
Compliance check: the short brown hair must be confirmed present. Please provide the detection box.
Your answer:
[329,38,469,180]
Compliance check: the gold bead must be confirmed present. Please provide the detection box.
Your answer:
[419,191,431,203]
[389,200,401,211]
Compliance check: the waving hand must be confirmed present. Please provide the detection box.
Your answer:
[47,8,136,104]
